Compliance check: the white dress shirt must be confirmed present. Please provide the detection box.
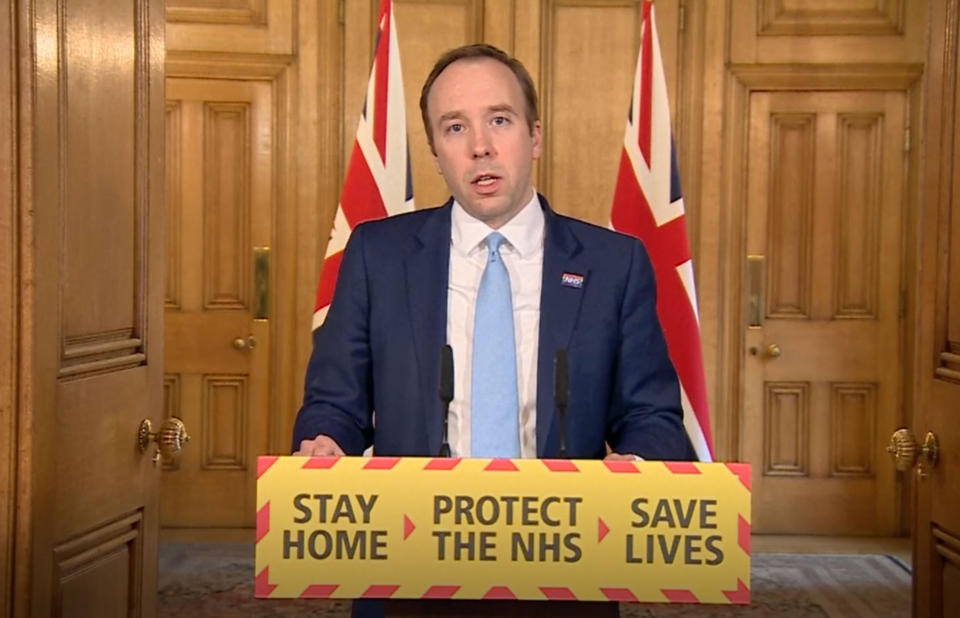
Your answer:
[447,192,544,458]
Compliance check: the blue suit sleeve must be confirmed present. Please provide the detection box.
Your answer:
[607,240,694,460]
[291,225,374,455]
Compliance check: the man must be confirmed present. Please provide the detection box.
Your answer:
[293,43,691,462]
[292,43,692,615]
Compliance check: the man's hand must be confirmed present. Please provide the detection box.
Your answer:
[295,435,346,456]
[605,452,643,461]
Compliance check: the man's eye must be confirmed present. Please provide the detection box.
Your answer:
[445,123,464,134]
[492,116,510,126]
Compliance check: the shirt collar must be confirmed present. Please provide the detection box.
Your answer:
[451,191,545,258]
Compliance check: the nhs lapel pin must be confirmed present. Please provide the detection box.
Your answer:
[561,272,585,289]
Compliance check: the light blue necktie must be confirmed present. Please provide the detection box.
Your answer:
[471,232,521,458]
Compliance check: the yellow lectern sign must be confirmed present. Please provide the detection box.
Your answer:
[255,457,751,604]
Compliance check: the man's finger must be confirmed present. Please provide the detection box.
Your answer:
[292,436,346,457]
[604,452,640,461]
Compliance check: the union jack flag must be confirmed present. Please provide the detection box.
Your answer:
[610,0,714,461]
[313,0,414,329]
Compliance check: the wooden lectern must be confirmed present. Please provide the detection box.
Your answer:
[384,599,620,616]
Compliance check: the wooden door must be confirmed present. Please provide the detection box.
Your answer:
[912,0,960,614]
[4,0,165,616]
[722,1,927,535]
[742,90,907,534]
[162,78,273,527]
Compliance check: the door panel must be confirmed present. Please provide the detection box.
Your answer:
[743,91,905,534]
[162,78,272,527]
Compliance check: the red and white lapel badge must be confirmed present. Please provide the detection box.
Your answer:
[561,272,585,289]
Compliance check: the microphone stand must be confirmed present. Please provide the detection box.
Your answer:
[439,344,453,457]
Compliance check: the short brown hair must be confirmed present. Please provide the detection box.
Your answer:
[419,44,539,154]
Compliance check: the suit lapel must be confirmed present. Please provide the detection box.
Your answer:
[405,202,452,455]
[536,199,588,456]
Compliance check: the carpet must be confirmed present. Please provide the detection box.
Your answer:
[158,542,911,617]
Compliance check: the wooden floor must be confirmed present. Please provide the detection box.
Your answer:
[160,528,913,567]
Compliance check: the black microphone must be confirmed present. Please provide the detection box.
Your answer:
[554,349,568,458]
[439,345,454,457]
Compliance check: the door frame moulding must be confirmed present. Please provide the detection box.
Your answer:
[1,0,23,611]
[5,0,34,613]
[718,64,922,535]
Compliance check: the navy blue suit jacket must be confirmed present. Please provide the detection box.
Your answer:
[293,196,692,460]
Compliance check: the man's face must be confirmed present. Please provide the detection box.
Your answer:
[426,57,542,229]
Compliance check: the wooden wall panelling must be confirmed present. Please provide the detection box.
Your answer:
[730,0,927,64]
[695,0,729,460]
[510,0,541,185]
[757,0,906,36]
[398,0,484,207]
[341,0,376,190]
[288,0,339,450]
[540,0,641,225]
[483,0,515,51]
[165,0,295,55]
[167,0,268,25]
[674,0,707,278]
[340,0,484,213]
[532,0,687,227]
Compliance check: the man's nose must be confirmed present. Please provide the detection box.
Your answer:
[471,129,494,158]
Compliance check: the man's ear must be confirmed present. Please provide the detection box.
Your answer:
[433,155,442,174]
[531,120,543,159]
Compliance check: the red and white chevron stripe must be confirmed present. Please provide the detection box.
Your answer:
[610,0,714,461]
[313,0,414,330]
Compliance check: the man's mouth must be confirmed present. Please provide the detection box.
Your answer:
[472,173,500,186]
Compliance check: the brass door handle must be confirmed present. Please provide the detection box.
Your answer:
[766,344,781,358]
[887,428,939,478]
[887,428,918,471]
[232,335,257,350]
[138,417,191,466]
